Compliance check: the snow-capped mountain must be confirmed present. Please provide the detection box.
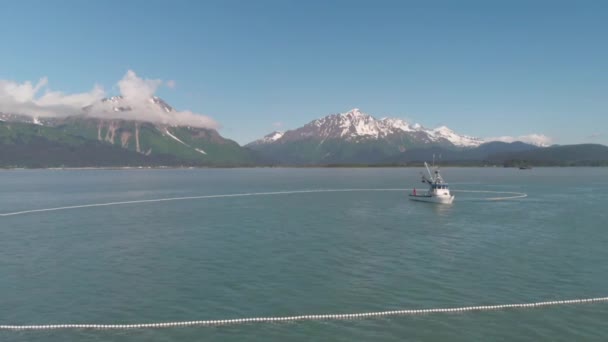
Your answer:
[248,108,484,148]
[2,96,180,127]
[428,126,485,147]
[246,108,493,164]
[248,131,285,146]
[98,95,174,113]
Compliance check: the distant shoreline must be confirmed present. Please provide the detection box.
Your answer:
[1,164,607,171]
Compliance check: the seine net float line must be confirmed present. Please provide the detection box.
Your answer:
[1,296,606,330]
[0,188,526,217]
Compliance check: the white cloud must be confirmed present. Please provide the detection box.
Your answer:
[0,77,104,117]
[117,70,162,102]
[272,121,283,128]
[0,70,218,129]
[1,77,48,102]
[37,85,105,107]
[486,134,552,147]
[166,80,176,89]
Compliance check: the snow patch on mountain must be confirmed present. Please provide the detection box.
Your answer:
[163,128,209,155]
[164,128,188,146]
[249,108,552,148]
[266,131,284,142]
[380,117,416,132]
[301,108,420,141]
[248,131,285,145]
[429,126,484,147]
[0,112,49,125]
[250,108,483,148]
[324,108,423,140]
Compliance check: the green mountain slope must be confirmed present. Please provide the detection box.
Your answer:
[0,118,260,167]
[54,116,259,165]
[0,121,179,168]
[249,136,451,165]
[2,117,607,168]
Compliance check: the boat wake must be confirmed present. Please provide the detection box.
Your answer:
[451,189,528,201]
[0,188,527,217]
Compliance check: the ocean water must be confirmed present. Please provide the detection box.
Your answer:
[1,167,607,341]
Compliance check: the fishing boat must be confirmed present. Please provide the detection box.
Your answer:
[409,161,455,204]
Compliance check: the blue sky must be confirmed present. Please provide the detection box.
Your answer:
[1,0,607,145]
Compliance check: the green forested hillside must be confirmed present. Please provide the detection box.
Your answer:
[0,119,260,167]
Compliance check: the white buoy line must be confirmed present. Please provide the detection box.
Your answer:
[1,296,606,330]
[0,188,527,217]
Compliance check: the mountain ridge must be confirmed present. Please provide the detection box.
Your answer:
[246,108,526,165]
[248,108,487,148]
[1,96,261,167]
[2,101,607,168]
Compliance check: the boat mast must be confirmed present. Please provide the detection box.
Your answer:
[424,162,434,182]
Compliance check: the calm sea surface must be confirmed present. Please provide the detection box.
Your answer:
[1,167,608,341]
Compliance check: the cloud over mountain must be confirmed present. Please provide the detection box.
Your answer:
[0,70,217,129]
[0,76,104,117]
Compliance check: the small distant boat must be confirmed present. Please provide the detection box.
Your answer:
[409,161,454,204]
[519,165,532,170]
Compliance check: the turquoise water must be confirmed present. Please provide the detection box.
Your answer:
[1,167,608,341]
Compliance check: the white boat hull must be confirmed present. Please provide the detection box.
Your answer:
[409,194,455,204]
